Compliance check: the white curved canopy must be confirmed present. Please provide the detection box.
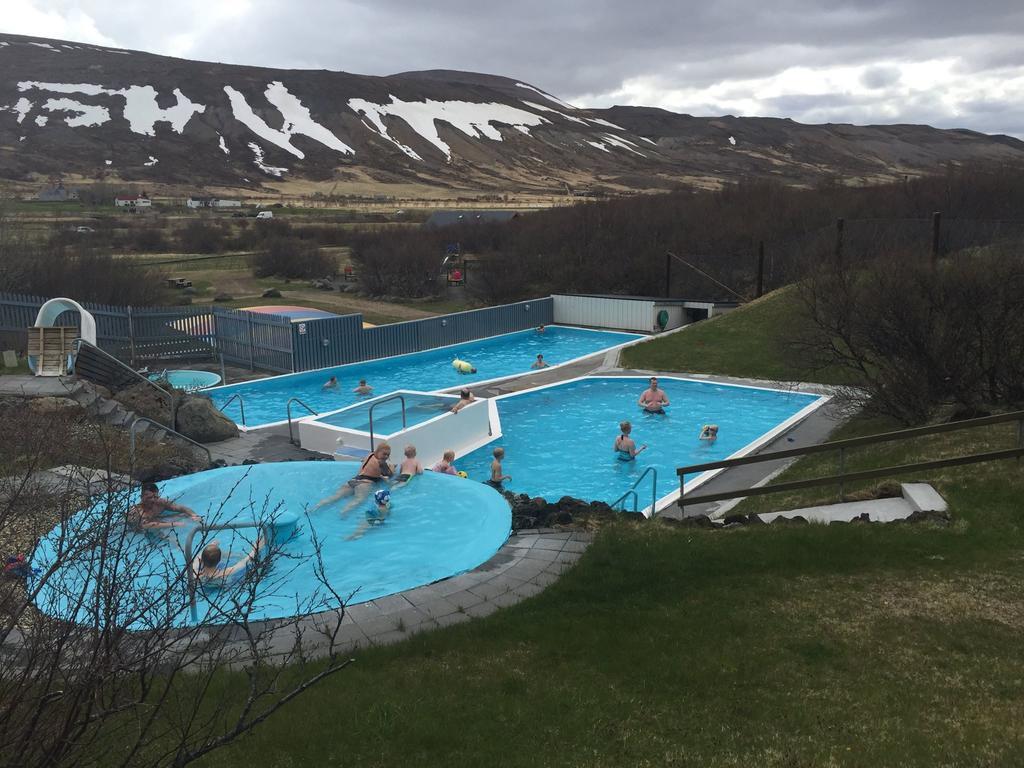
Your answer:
[34,297,96,344]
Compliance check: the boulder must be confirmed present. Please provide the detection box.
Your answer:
[113,382,177,425]
[175,396,238,442]
[679,514,716,528]
[262,288,282,298]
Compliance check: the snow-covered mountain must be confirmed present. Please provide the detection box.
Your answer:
[3,33,1023,194]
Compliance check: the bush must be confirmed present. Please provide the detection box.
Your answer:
[250,237,336,279]
[179,220,225,253]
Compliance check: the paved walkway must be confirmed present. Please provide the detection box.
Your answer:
[242,529,592,661]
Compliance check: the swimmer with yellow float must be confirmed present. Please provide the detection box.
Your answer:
[452,358,477,374]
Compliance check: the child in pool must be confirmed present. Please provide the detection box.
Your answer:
[698,424,719,442]
[347,489,391,540]
[431,450,458,475]
[485,447,511,491]
[392,444,423,487]
[192,533,264,585]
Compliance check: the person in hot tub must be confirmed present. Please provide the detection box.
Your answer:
[129,482,201,531]
[192,532,264,585]
[347,489,392,541]
[313,442,393,515]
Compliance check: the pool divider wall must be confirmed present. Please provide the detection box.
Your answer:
[297,392,500,470]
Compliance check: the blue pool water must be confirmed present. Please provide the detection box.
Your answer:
[150,369,222,391]
[208,326,640,427]
[458,377,825,510]
[32,463,511,627]
[317,393,454,434]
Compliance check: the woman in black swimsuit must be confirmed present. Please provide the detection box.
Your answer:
[312,442,393,516]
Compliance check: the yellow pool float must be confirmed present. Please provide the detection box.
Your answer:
[452,358,476,374]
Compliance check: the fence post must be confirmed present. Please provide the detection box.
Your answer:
[1018,417,1023,466]
[678,473,685,516]
[931,211,942,266]
[246,312,254,371]
[838,447,846,501]
[126,305,137,366]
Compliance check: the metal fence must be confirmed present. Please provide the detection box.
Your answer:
[0,291,293,373]
[291,297,554,371]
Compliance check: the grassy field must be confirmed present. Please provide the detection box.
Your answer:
[621,288,854,384]
[184,290,1024,767]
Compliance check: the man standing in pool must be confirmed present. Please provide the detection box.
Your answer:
[312,442,394,516]
[322,376,339,390]
[638,377,670,414]
[353,379,373,395]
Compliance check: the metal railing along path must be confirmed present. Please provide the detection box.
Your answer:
[128,417,212,480]
[286,397,319,445]
[677,410,1024,514]
[368,394,407,451]
[72,338,177,425]
[610,466,658,515]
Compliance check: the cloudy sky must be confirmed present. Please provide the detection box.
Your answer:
[5,0,1024,136]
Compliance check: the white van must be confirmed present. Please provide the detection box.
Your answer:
[255,210,274,219]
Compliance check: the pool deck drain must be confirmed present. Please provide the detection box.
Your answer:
[249,529,591,661]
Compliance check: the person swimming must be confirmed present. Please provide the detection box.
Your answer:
[312,442,394,516]
[698,424,719,442]
[347,489,391,540]
[392,444,423,487]
[192,533,264,586]
[613,421,647,461]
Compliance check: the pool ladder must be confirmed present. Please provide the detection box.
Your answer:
[218,393,247,427]
[287,397,319,445]
[368,394,407,450]
[610,467,658,517]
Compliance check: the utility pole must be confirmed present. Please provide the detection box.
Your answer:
[931,211,942,266]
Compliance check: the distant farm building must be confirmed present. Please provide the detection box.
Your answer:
[35,182,79,202]
[114,194,152,208]
[423,210,521,229]
[187,197,241,208]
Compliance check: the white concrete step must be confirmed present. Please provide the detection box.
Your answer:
[901,483,948,513]
[758,497,915,525]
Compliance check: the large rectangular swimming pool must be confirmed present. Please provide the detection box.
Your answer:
[208,326,641,428]
[457,376,828,514]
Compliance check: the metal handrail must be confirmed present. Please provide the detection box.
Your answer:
[677,410,1024,514]
[610,466,658,515]
[286,397,319,445]
[129,417,212,479]
[71,338,176,425]
[368,394,407,450]
[217,393,247,426]
[183,521,269,620]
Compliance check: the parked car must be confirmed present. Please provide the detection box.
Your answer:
[255,210,274,219]
[75,226,95,233]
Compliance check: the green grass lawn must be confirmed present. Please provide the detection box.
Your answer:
[621,288,855,384]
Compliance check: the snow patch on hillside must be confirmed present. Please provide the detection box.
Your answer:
[587,117,626,130]
[35,115,47,126]
[218,134,230,154]
[14,98,32,124]
[728,135,737,145]
[144,156,158,166]
[514,83,575,110]
[521,101,587,125]
[17,81,205,135]
[587,141,610,152]
[640,136,657,145]
[225,82,353,159]
[249,142,288,176]
[348,96,550,159]
[600,133,645,156]
[28,42,60,52]
[44,98,110,127]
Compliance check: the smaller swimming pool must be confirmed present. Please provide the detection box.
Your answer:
[149,370,222,391]
[32,463,512,628]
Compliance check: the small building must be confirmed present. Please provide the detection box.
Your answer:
[423,210,521,229]
[212,199,241,208]
[115,194,151,208]
[187,196,214,209]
